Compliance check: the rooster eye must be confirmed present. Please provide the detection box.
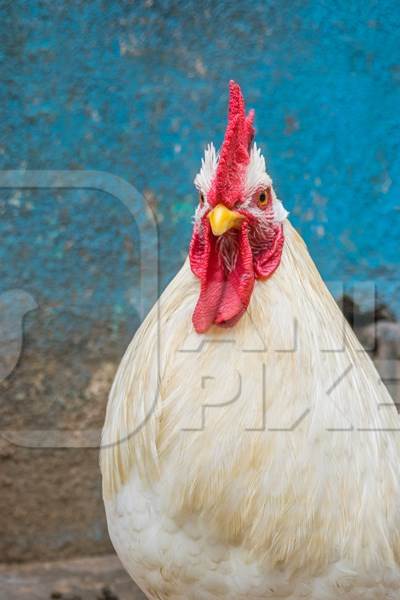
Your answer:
[199,192,205,206]
[258,188,271,208]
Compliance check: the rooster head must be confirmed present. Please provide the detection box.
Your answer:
[189,81,288,333]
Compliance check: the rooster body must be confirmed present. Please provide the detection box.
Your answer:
[101,84,400,599]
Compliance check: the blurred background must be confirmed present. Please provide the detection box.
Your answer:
[1,1,399,598]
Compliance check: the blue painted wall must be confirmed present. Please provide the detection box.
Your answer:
[1,0,400,339]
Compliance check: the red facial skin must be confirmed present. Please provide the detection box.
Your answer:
[189,81,284,334]
[189,211,284,334]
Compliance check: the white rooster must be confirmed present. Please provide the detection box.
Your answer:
[101,81,400,599]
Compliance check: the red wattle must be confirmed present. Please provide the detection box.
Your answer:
[189,219,284,334]
[214,223,254,327]
[189,220,225,333]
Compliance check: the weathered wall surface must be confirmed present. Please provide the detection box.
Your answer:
[0,1,399,562]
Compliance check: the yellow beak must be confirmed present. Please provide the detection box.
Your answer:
[208,203,244,236]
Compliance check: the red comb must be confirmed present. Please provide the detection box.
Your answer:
[208,81,254,209]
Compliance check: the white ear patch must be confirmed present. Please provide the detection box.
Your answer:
[245,143,288,223]
[194,143,218,194]
[272,195,289,222]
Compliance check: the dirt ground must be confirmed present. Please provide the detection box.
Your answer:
[0,555,146,600]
